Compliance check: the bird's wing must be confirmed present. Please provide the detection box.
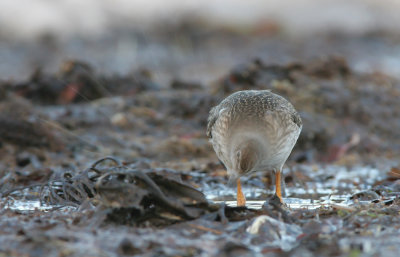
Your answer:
[206,106,218,138]
[291,111,303,128]
[206,106,228,138]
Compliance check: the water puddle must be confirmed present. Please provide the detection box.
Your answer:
[3,165,388,212]
[215,197,351,210]
[3,198,54,212]
[208,165,387,210]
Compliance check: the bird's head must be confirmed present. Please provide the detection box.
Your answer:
[233,139,262,175]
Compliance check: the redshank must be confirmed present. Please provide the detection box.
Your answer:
[207,90,302,206]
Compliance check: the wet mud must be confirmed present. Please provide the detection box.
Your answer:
[1,21,400,257]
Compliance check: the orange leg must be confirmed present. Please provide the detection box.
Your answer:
[275,170,283,203]
[237,178,246,206]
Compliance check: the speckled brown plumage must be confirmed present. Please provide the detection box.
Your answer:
[207,90,302,205]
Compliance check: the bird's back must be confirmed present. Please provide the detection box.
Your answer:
[207,90,301,137]
[207,90,302,173]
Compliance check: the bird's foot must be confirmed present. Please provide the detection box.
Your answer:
[264,194,286,208]
[262,194,293,223]
[237,178,246,207]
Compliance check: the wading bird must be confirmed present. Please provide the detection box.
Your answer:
[207,90,302,206]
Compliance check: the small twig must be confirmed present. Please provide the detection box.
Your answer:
[87,167,103,175]
[188,224,223,235]
[330,204,356,212]
[48,181,79,207]
[1,183,44,197]
[91,156,121,169]
[218,203,228,224]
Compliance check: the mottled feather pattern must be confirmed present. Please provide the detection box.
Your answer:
[207,90,302,177]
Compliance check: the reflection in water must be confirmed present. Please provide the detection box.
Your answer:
[5,200,53,212]
[209,165,386,209]
[3,165,388,212]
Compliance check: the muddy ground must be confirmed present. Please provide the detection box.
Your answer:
[1,18,400,257]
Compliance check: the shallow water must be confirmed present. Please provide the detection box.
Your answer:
[3,199,54,212]
[4,165,387,212]
[207,165,387,209]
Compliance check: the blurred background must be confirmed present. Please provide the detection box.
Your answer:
[1,1,400,256]
[1,0,400,83]
[0,0,399,176]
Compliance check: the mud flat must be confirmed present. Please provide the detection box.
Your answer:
[1,18,400,256]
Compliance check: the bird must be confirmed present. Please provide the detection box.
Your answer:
[207,90,302,206]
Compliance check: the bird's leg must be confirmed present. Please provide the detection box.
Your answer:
[274,170,283,203]
[237,178,246,206]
